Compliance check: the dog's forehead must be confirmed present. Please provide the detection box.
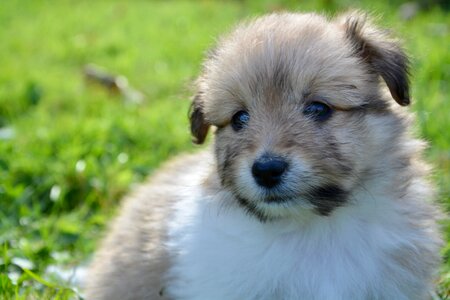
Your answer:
[202,13,371,124]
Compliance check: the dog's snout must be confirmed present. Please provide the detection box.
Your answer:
[252,154,288,188]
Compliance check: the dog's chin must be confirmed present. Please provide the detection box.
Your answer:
[234,182,350,222]
[264,195,299,204]
[235,194,313,223]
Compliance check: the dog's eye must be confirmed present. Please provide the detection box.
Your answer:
[303,102,332,121]
[231,110,250,131]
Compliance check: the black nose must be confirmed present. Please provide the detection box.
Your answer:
[252,154,288,188]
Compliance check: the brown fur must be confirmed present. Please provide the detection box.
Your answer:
[86,11,441,299]
[85,152,212,299]
[190,12,415,218]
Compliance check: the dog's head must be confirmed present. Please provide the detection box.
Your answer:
[190,12,410,221]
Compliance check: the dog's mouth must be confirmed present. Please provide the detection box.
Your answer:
[263,194,299,203]
[235,183,349,222]
[235,193,304,222]
[236,196,278,222]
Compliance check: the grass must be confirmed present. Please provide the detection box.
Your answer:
[0,0,448,298]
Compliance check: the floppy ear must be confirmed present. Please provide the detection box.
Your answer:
[189,92,210,144]
[340,12,410,106]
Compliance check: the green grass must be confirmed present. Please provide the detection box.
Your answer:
[0,0,448,298]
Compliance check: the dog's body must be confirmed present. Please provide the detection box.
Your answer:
[86,12,442,300]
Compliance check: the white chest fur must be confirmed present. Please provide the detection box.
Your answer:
[165,187,430,300]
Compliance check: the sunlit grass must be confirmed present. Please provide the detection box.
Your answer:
[0,0,448,298]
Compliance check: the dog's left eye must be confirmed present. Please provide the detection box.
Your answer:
[231,110,250,131]
[303,102,332,121]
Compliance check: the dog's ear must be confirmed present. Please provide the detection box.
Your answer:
[189,92,210,144]
[340,12,410,106]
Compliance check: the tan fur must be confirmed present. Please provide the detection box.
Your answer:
[86,11,441,299]
[85,152,213,299]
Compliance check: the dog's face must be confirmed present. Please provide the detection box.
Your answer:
[190,12,410,221]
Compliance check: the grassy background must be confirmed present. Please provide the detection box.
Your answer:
[0,0,448,299]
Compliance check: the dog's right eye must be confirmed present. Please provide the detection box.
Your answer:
[303,102,333,122]
[231,110,250,131]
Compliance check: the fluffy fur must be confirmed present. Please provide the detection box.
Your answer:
[85,12,442,300]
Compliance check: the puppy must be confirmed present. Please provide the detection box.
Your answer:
[85,11,442,300]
